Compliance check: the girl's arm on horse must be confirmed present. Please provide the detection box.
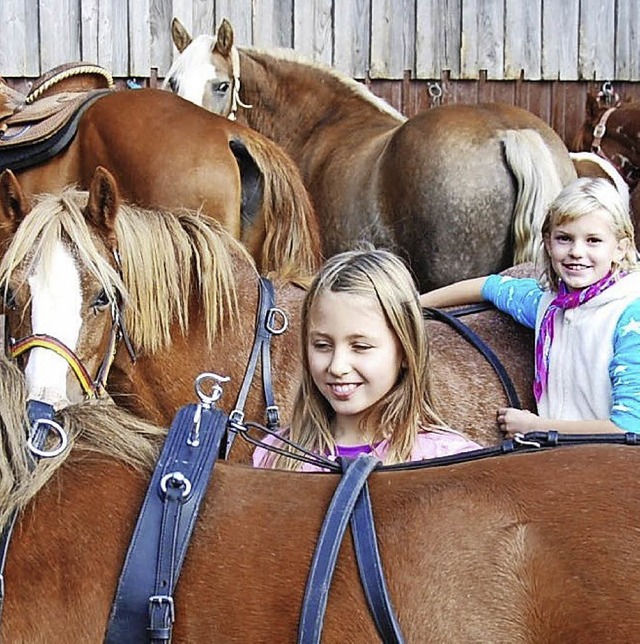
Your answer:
[420,276,488,308]
[497,408,626,436]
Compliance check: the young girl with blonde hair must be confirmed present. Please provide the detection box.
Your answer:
[421,177,640,436]
[253,248,479,470]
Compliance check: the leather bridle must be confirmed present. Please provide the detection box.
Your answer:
[227,45,252,121]
[590,103,640,190]
[9,295,136,401]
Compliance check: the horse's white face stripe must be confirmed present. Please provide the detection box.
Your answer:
[24,242,83,406]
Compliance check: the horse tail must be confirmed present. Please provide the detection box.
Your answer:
[501,129,565,264]
[231,130,323,282]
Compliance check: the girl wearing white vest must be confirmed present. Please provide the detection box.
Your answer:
[421,177,640,436]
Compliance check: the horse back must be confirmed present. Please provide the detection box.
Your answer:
[5,446,640,641]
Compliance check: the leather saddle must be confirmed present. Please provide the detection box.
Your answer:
[0,62,115,172]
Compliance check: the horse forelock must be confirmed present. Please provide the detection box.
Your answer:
[240,47,406,122]
[114,203,244,354]
[0,189,124,312]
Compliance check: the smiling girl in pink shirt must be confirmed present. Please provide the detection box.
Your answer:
[253,248,479,471]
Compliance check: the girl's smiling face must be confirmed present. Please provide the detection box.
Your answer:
[306,290,404,444]
[544,209,631,291]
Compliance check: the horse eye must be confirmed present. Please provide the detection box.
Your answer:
[92,290,110,310]
[215,81,231,93]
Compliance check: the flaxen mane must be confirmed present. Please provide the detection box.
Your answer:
[0,187,256,354]
[0,353,163,528]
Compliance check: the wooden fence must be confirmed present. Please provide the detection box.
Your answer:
[1,0,639,146]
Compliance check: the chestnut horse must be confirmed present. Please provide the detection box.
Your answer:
[573,93,640,235]
[1,362,640,641]
[164,18,577,292]
[0,80,321,280]
[0,167,538,460]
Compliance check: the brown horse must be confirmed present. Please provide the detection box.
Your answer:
[0,167,537,460]
[573,93,640,236]
[0,80,321,280]
[2,364,640,642]
[164,18,577,292]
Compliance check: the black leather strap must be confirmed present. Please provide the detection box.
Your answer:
[298,455,380,643]
[0,400,56,622]
[423,306,521,409]
[349,476,404,643]
[105,403,228,643]
[226,277,286,455]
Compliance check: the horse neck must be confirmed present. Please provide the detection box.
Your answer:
[237,49,403,154]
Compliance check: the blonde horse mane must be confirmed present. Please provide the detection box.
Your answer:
[242,45,407,122]
[0,187,257,354]
[0,353,164,528]
[501,129,569,264]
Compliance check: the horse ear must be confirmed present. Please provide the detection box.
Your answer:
[0,169,30,236]
[171,17,192,53]
[86,166,120,248]
[215,18,234,56]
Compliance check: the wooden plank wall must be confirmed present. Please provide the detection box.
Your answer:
[1,0,639,147]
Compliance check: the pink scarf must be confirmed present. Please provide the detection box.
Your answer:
[533,271,622,402]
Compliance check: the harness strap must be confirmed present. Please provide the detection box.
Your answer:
[423,306,521,409]
[298,454,381,644]
[348,471,404,643]
[0,400,58,622]
[105,403,228,643]
[591,106,618,156]
[226,277,287,456]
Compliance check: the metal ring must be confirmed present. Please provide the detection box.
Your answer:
[160,471,192,498]
[593,123,606,138]
[266,307,288,334]
[27,418,69,458]
[428,82,443,99]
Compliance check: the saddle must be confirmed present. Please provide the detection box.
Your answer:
[0,62,115,172]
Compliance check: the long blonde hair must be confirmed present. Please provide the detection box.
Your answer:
[539,177,638,290]
[269,248,448,470]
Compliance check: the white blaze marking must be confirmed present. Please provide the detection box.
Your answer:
[24,242,83,406]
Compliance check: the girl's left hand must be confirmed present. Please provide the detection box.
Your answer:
[496,407,541,437]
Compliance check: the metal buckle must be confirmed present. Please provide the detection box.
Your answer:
[148,594,175,623]
[229,408,245,425]
[593,123,606,139]
[265,405,280,428]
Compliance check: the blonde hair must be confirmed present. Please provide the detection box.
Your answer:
[269,248,449,470]
[539,177,638,290]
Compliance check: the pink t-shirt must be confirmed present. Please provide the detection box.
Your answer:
[252,429,481,472]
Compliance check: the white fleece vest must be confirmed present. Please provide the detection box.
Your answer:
[535,271,640,420]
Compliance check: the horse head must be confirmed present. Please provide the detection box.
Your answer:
[574,93,640,190]
[165,17,249,119]
[0,166,132,409]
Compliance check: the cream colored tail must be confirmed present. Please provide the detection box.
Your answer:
[502,129,567,265]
